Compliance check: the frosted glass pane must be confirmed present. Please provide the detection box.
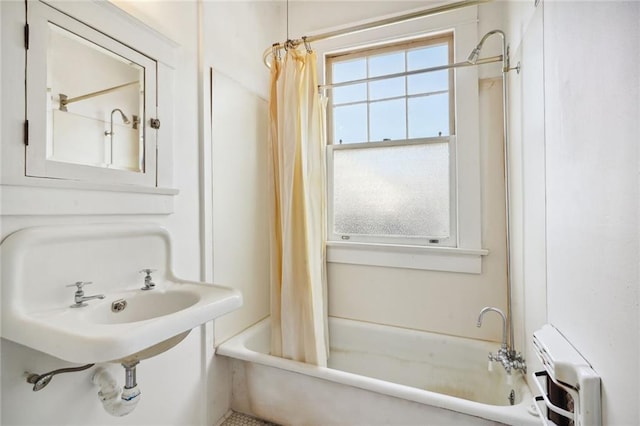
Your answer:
[408,70,448,94]
[334,104,367,144]
[407,44,448,70]
[333,143,450,237]
[370,77,405,100]
[333,58,366,83]
[333,83,366,105]
[408,94,450,138]
[369,52,405,77]
[370,99,406,141]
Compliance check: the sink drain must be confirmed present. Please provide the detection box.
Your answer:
[111,299,127,313]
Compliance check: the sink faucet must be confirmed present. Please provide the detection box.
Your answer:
[66,282,105,308]
[140,269,156,290]
[476,306,526,375]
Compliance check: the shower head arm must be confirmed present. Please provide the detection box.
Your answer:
[467,29,508,71]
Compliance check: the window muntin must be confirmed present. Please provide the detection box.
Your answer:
[326,34,457,246]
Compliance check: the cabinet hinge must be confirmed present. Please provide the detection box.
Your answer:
[24,120,29,146]
[24,23,29,50]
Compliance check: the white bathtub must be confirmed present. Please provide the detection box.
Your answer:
[217,317,539,426]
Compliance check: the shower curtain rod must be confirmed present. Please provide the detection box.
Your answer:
[263,0,491,68]
[318,55,502,91]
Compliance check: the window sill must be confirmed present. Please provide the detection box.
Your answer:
[326,241,489,274]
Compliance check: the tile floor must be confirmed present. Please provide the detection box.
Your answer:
[220,411,280,426]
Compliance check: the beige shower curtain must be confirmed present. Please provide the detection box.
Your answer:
[268,46,329,367]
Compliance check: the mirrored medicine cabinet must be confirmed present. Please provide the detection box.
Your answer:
[24,1,174,189]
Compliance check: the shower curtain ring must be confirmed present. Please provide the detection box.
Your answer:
[272,43,282,61]
[285,39,302,51]
[302,36,312,53]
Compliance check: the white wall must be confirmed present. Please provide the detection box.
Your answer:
[543,2,639,424]
[200,1,282,346]
[203,1,281,100]
[111,0,202,282]
[209,71,270,344]
[0,1,279,425]
[503,0,548,377]
[503,5,640,424]
[201,2,281,421]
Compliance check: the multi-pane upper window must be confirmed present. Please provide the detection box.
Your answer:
[326,33,457,246]
[327,34,454,144]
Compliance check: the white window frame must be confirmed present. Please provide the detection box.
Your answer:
[316,6,488,273]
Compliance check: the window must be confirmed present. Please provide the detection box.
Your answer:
[319,13,488,273]
[326,34,457,247]
[328,35,454,144]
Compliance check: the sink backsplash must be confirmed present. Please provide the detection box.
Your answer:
[2,223,172,312]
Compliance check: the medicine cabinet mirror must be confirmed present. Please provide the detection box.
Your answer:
[26,1,160,187]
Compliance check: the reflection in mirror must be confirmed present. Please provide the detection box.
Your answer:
[46,23,145,172]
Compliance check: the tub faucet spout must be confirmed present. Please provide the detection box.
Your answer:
[477,307,508,350]
[476,306,526,375]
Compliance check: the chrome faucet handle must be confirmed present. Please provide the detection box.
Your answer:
[65,281,93,291]
[511,354,527,374]
[139,269,156,290]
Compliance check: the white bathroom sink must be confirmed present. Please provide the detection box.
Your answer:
[20,281,240,363]
[0,224,243,364]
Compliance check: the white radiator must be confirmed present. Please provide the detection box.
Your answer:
[531,325,601,426]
